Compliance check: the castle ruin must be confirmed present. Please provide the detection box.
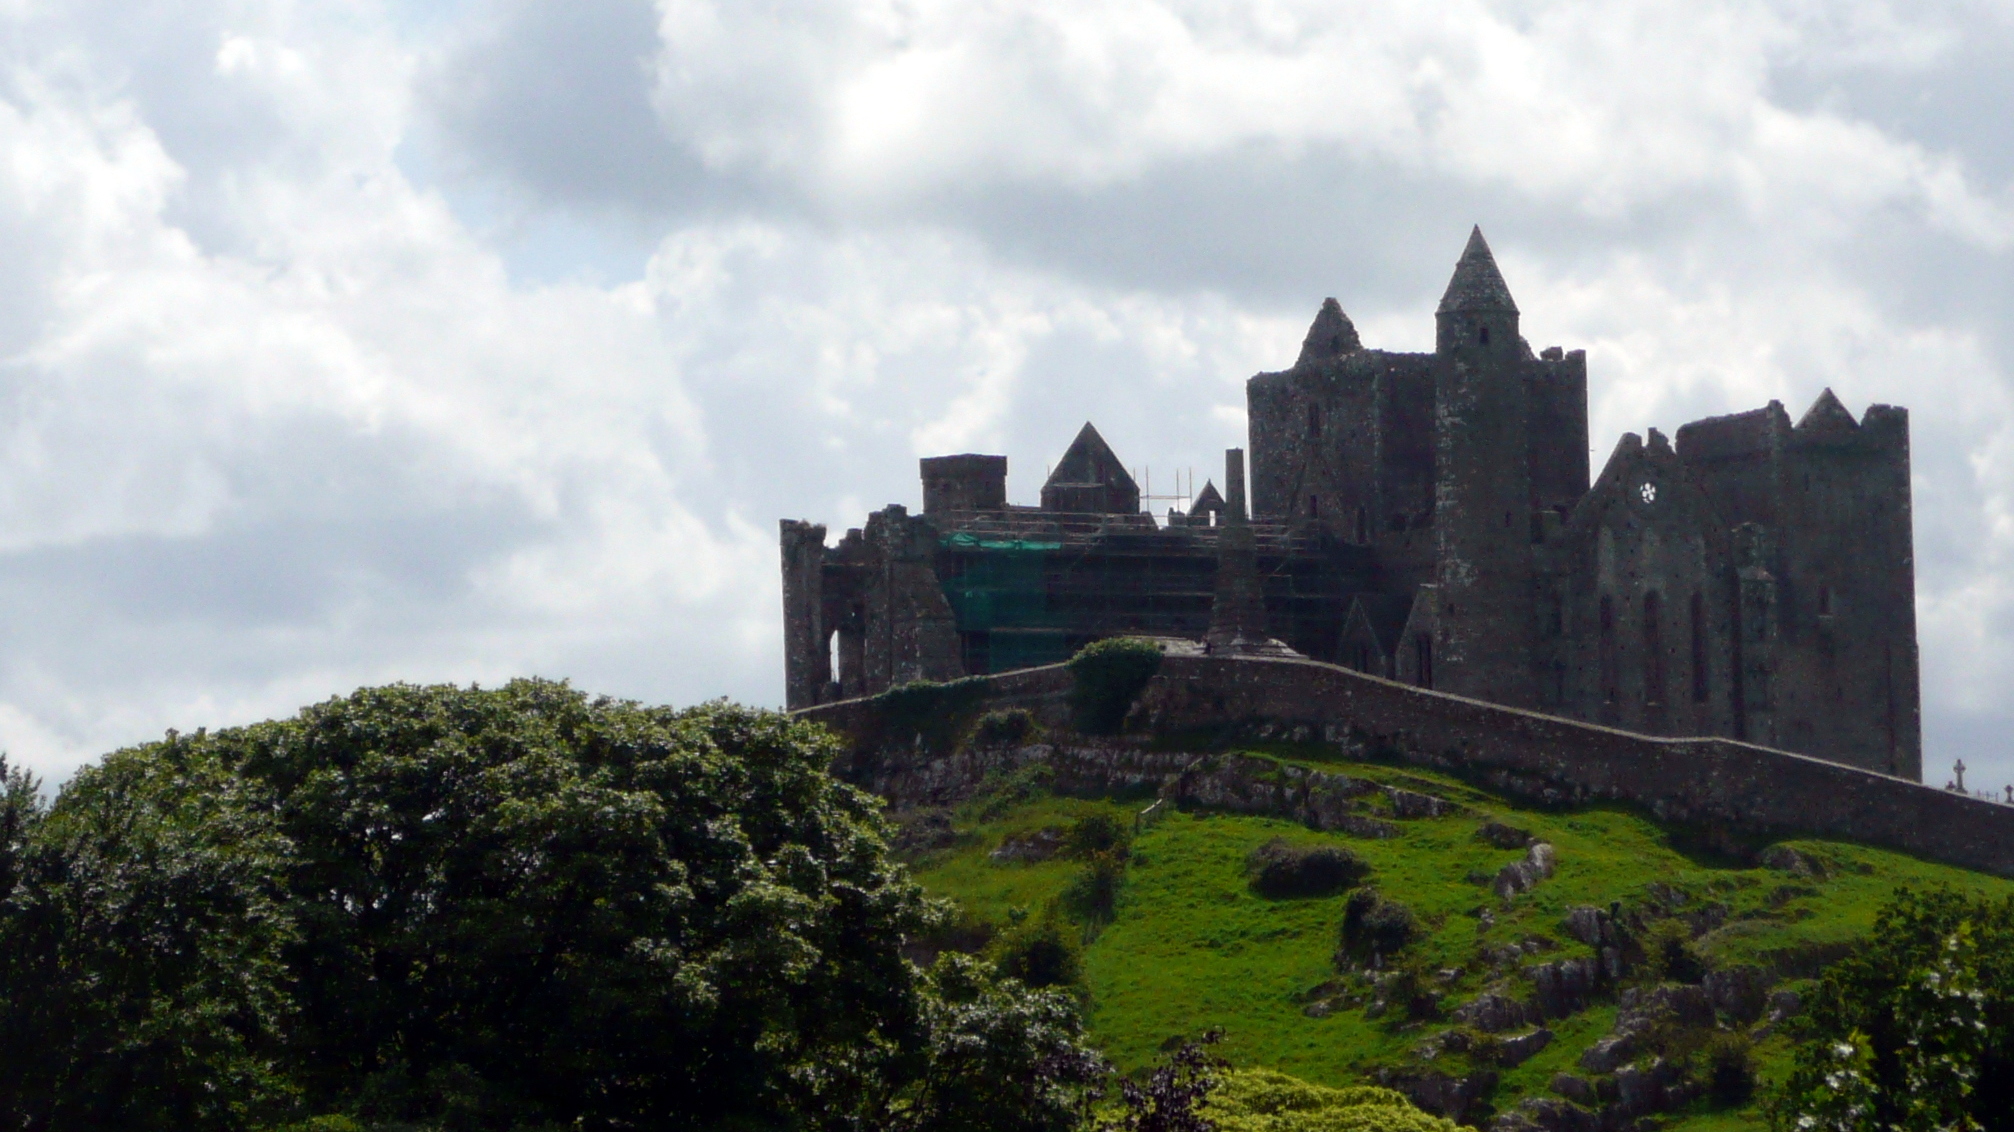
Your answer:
[780,228,1921,780]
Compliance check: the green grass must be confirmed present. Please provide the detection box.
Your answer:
[906,743,2014,1131]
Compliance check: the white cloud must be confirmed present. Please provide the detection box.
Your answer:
[0,0,2010,796]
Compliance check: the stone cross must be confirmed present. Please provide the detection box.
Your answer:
[2004,784,2012,804]
[1954,759,1967,793]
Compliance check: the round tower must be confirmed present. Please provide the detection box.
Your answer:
[1432,227,1536,705]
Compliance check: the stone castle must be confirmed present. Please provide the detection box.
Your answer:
[781,228,1921,781]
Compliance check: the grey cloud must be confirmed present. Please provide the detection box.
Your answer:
[414,0,769,224]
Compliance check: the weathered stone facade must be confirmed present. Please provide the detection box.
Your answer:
[782,228,1921,780]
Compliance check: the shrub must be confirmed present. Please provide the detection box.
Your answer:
[876,676,992,752]
[1642,918,1707,984]
[1338,889,1417,964]
[1769,887,2014,1132]
[991,917,1084,990]
[1067,812,1130,859]
[1205,1069,1463,1132]
[1702,1032,1756,1107]
[1066,637,1163,735]
[1248,838,1371,898]
[1063,851,1127,924]
[971,708,1037,747]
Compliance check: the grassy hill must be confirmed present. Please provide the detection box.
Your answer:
[898,741,2014,1130]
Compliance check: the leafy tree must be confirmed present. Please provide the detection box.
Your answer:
[1769,886,2014,1132]
[889,954,1109,1132]
[0,743,298,1131]
[0,682,1112,1132]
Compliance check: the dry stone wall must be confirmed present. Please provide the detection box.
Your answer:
[799,653,2014,879]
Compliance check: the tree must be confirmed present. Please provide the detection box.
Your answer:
[1769,886,2014,1132]
[0,744,298,1131]
[0,681,1111,1132]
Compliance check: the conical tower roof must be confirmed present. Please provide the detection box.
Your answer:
[1295,298,1362,367]
[1044,422,1137,491]
[1437,226,1519,315]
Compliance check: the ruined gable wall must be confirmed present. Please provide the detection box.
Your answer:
[797,654,2014,879]
[1550,434,1736,738]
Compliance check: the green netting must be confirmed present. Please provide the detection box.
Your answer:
[939,535,1073,672]
[941,531,1063,552]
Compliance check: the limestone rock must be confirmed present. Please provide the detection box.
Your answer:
[1494,842,1557,899]
[1379,1068,1499,1124]
[1618,983,1714,1034]
[1452,992,1530,1033]
[1578,1034,1635,1074]
[1704,966,1772,1024]
[1613,1057,1692,1117]
[1549,1073,1595,1105]
[1497,1028,1554,1067]
[988,827,1063,862]
[1490,1097,1599,1132]
[1767,988,1801,1023]
[1477,819,1535,849]
[1386,786,1453,818]
[1529,957,1600,1019]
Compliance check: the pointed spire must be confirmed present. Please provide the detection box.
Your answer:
[1794,388,1859,434]
[1295,298,1362,367]
[1437,226,1518,315]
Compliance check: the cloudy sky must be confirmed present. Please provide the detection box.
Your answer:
[2,0,2013,789]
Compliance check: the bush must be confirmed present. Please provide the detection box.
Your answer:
[1247,838,1371,898]
[1067,812,1131,859]
[1702,1032,1755,1107]
[876,676,992,752]
[971,708,1037,747]
[1205,1068,1464,1132]
[1338,889,1417,965]
[992,917,1085,990]
[1642,918,1707,984]
[1769,887,2014,1132]
[1063,851,1127,924]
[1067,637,1163,735]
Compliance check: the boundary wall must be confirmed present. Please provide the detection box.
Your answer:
[796,654,2014,879]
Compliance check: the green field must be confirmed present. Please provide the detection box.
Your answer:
[904,745,2014,1130]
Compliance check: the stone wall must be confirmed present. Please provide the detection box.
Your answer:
[797,653,2014,878]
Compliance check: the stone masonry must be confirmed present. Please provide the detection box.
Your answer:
[781,227,1922,781]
